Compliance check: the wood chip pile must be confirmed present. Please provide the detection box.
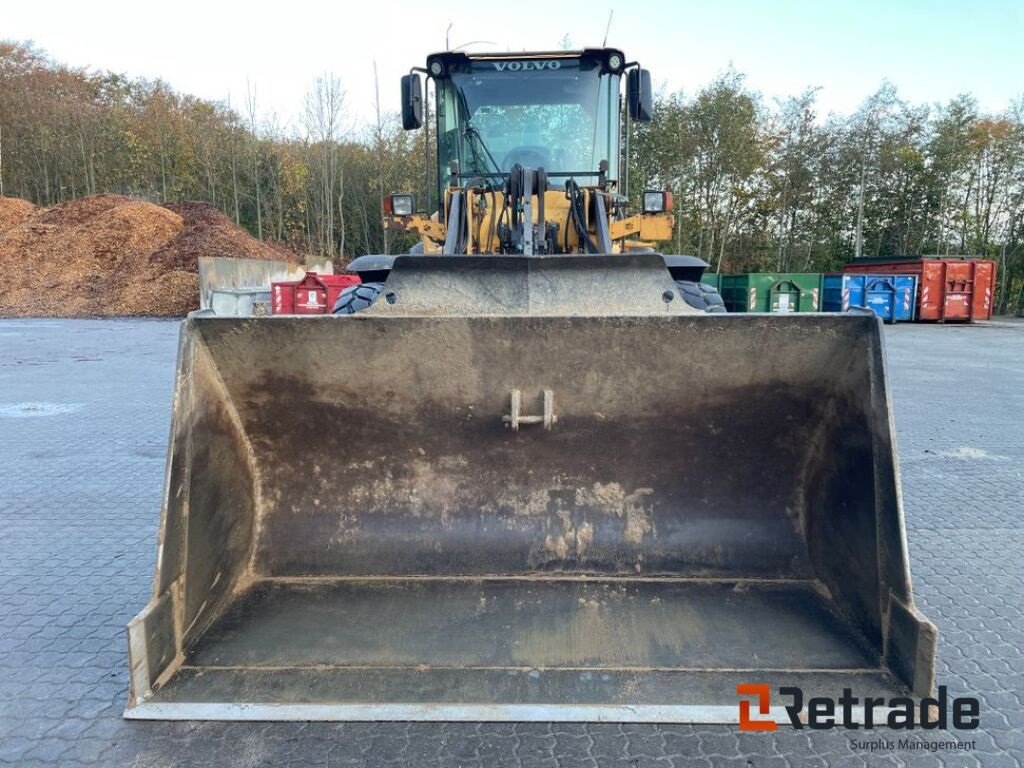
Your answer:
[0,195,294,317]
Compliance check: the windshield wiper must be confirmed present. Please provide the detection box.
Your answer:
[452,82,502,177]
[463,123,502,176]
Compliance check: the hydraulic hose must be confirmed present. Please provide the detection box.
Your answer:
[566,179,600,254]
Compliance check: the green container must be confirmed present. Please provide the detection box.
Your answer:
[700,272,722,291]
[719,273,823,313]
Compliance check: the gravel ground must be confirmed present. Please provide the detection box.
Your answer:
[0,318,1021,768]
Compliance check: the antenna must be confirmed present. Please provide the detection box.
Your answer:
[602,10,614,46]
[446,23,453,50]
[451,40,496,52]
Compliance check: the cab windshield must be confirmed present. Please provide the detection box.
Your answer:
[435,56,620,187]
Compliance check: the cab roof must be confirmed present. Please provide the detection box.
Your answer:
[425,48,627,77]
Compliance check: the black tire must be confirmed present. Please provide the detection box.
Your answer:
[332,282,385,314]
[698,282,726,310]
[675,280,727,313]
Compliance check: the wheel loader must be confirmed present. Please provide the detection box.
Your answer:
[125,47,936,723]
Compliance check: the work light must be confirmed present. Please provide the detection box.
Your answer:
[385,194,415,217]
[642,190,673,214]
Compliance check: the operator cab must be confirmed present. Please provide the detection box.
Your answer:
[430,49,624,188]
[402,48,652,201]
[386,48,669,260]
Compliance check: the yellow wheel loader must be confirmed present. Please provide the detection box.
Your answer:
[125,48,935,723]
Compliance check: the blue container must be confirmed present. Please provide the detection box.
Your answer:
[822,274,844,313]
[821,274,917,322]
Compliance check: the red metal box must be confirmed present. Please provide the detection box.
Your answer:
[271,273,359,315]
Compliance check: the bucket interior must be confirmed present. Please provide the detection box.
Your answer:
[126,314,933,720]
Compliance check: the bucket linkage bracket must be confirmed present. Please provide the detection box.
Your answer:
[503,389,556,431]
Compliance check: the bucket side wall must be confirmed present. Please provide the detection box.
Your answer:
[127,320,258,704]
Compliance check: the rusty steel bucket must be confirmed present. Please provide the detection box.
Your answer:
[125,255,935,721]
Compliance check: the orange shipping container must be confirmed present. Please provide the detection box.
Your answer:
[843,257,995,322]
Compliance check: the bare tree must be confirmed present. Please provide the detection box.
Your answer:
[373,61,389,255]
[337,166,346,259]
[303,73,346,256]
[246,80,262,240]
[227,94,241,225]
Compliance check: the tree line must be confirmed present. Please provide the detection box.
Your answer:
[631,72,1024,312]
[0,41,426,259]
[1,41,1021,312]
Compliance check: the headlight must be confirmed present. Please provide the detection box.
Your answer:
[385,194,415,217]
[429,60,444,76]
[642,190,673,214]
[608,53,623,72]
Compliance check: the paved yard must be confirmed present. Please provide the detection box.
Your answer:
[0,319,1022,768]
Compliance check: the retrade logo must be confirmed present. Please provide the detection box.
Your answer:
[737,684,980,731]
[737,684,777,732]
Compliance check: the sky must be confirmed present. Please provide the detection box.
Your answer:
[4,0,1022,131]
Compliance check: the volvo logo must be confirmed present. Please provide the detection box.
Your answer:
[493,60,562,72]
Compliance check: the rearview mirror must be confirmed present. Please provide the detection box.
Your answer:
[401,74,423,130]
[627,69,653,123]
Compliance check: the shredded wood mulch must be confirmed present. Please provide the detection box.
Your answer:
[0,195,296,317]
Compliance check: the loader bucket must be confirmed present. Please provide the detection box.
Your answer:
[125,256,935,722]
